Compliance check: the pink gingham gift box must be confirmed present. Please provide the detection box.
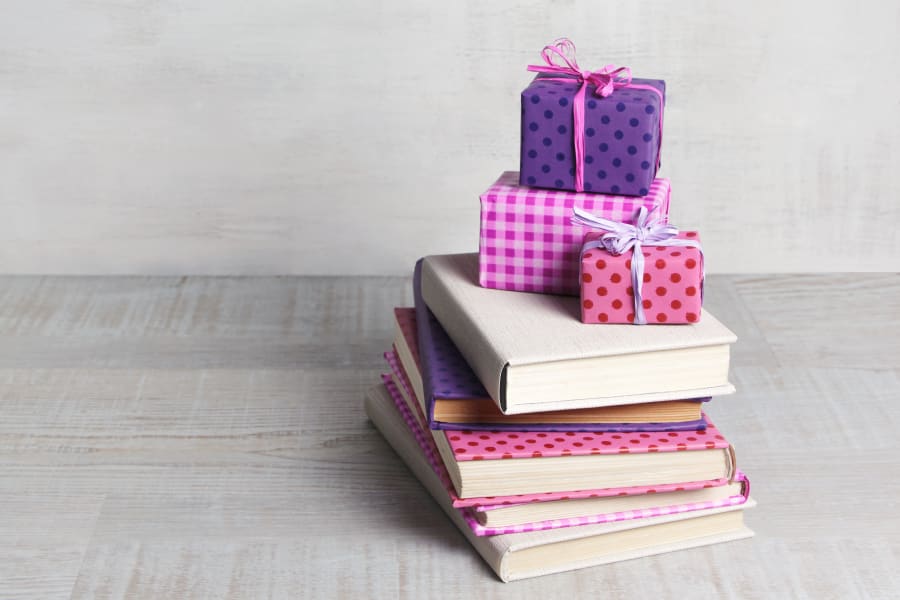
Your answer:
[478,171,671,296]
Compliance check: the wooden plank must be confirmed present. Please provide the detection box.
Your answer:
[0,494,104,600]
[0,275,896,598]
[733,274,900,369]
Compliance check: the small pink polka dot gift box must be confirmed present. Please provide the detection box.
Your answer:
[576,207,704,325]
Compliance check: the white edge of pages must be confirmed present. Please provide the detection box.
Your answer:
[500,383,737,415]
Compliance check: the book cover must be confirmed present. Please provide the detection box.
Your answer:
[420,253,737,414]
[410,260,709,432]
[387,359,736,497]
[443,412,730,462]
[380,375,747,534]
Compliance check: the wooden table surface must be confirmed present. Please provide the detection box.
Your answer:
[0,274,898,599]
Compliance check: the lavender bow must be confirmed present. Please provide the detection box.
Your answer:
[572,206,703,325]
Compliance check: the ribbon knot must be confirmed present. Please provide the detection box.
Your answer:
[529,39,633,97]
[572,206,703,325]
[526,38,663,193]
[590,65,634,98]
[631,221,649,243]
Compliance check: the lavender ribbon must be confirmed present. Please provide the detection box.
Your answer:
[572,206,704,325]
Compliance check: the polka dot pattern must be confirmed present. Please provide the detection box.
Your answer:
[447,410,726,461]
[580,231,704,324]
[396,306,488,403]
[383,366,744,520]
[520,75,665,196]
[379,355,747,538]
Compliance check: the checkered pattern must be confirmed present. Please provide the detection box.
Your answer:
[479,172,671,296]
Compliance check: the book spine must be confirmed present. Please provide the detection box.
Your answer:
[413,260,439,428]
[467,491,750,537]
[421,257,509,412]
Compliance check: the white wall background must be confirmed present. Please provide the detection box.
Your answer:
[1,1,898,275]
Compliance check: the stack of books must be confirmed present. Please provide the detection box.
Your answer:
[365,40,754,582]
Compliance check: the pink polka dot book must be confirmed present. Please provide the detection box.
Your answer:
[365,39,754,582]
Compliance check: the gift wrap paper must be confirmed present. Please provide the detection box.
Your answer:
[520,74,665,196]
[580,231,703,324]
[479,172,670,296]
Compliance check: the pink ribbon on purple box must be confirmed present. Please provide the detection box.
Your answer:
[528,39,664,193]
[572,206,703,325]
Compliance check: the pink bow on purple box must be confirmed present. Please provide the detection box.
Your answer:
[525,38,664,194]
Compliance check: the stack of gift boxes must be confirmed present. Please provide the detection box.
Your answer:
[365,39,754,582]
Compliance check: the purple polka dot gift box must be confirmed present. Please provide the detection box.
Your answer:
[520,39,665,197]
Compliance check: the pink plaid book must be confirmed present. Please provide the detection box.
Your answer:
[479,171,671,295]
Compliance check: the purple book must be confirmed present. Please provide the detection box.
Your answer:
[412,259,709,432]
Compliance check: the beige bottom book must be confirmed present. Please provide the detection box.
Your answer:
[365,385,755,582]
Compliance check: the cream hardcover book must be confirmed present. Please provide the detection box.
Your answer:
[393,303,706,428]
[420,253,737,414]
[365,385,755,582]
